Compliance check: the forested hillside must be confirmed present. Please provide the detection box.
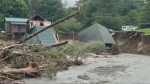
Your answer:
[0,0,150,33]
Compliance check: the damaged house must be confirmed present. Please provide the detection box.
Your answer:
[77,23,116,48]
[4,15,56,45]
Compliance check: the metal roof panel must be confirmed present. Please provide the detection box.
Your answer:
[5,17,28,22]
[11,22,27,25]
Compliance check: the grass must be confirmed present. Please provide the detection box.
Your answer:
[135,28,150,36]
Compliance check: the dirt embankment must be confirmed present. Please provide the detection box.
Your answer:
[113,32,150,55]
[0,34,23,47]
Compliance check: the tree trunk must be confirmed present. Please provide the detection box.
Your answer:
[3,61,40,75]
[73,32,75,41]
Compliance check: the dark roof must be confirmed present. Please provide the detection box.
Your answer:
[77,23,115,44]
[5,17,28,22]
[26,26,56,45]
[28,14,46,21]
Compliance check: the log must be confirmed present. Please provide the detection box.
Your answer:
[2,41,68,51]
[2,44,23,50]
[2,61,40,75]
[46,41,68,48]
[16,6,81,44]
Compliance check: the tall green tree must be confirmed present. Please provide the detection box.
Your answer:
[54,18,82,33]
[74,0,143,30]
[142,1,150,23]
[37,0,66,22]
[127,10,140,26]
[0,0,30,30]
[1,0,29,17]
[0,13,4,31]
[12,0,30,18]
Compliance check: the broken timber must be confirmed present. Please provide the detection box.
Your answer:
[1,41,68,50]
[16,6,81,44]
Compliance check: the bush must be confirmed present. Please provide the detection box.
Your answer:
[56,41,107,61]
[57,41,106,54]
[85,41,107,53]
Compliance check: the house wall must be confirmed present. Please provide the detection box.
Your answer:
[11,25,27,33]
[29,21,46,29]
[5,21,11,33]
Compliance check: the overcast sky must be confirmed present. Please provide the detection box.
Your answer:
[62,0,79,7]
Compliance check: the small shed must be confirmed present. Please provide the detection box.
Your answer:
[26,26,56,45]
[5,18,28,34]
[77,23,115,44]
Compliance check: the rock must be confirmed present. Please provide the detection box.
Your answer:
[77,74,90,80]
[137,47,143,52]
[138,42,143,47]
[118,42,124,47]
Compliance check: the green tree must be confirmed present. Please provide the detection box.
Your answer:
[12,0,30,18]
[73,0,143,30]
[127,10,140,26]
[142,1,150,23]
[1,0,29,17]
[37,0,66,22]
[54,18,82,33]
[0,0,30,30]
[93,16,123,31]
[28,0,41,16]
[0,13,4,31]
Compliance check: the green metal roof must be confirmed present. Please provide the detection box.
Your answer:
[26,26,56,45]
[5,17,28,22]
[77,23,115,44]
[11,22,27,25]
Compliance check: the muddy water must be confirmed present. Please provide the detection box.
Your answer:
[24,54,150,84]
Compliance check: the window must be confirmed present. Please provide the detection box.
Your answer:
[40,22,44,26]
[18,25,21,31]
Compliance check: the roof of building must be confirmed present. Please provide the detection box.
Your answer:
[28,14,46,21]
[11,22,27,25]
[77,23,115,44]
[26,26,56,45]
[5,17,28,22]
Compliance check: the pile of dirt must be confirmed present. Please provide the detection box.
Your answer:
[113,32,150,55]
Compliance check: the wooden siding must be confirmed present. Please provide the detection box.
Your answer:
[11,25,27,33]
[5,21,27,34]
[5,21,11,33]
[29,21,46,29]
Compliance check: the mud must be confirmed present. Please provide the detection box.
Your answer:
[24,54,150,84]
[113,32,150,55]
[88,65,129,76]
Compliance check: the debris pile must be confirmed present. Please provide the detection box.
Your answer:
[0,43,69,83]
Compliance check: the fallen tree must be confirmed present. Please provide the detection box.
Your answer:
[3,61,39,75]
[1,41,68,50]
